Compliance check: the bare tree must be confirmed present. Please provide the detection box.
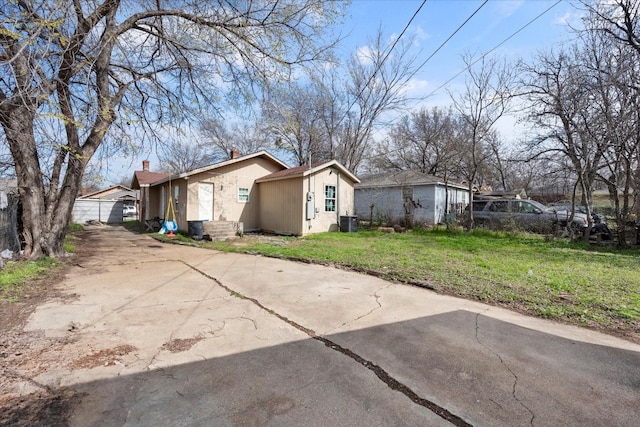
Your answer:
[450,53,516,231]
[268,27,420,172]
[581,0,640,56]
[262,82,325,166]
[157,139,211,174]
[336,29,419,172]
[0,0,342,259]
[199,117,274,164]
[377,106,459,175]
[578,8,640,244]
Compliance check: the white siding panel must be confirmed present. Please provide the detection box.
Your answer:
[72,199,124,224]
[355,187,404,224]
[355,184,469,226]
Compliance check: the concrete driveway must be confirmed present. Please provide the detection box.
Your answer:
[15,226,640,426]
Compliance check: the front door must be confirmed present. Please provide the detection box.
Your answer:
[198,183,214,221]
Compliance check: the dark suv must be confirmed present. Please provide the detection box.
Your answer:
[467,198,589,234]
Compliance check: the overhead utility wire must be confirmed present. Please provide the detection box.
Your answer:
[339,0,427,122]
[423,0,562,99]
[360,0,427,93]
[361,0,562,164]
[408,0,489,82]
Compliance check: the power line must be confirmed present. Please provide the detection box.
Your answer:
[423,0,562,99]
[360,0,563,166]
[347,0,427,110]
[408,0,489,82]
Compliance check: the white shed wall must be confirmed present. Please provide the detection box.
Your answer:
[355,184,469,226]
[72,199,124,224]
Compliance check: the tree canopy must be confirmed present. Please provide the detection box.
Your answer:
[0,0,344,259]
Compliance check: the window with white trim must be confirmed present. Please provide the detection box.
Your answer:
[238,187,249,203]
[325,185,336,212]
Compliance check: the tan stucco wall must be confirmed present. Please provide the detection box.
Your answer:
[182,157,283,231]
[147,179,187,230]
[307,168,356,235]
[148,186,161,219]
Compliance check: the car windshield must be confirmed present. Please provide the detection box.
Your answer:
[523,199,548,211]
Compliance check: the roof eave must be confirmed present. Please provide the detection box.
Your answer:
[151,151,288,186]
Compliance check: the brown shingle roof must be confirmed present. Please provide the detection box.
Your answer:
[259,163,320,180]
[131,170,171,189]
[256,160,360,184]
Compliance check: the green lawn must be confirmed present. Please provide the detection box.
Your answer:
[200,228,640,336]
[0,223,83,302]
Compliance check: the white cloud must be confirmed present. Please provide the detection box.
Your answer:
[494,0,525,18]
[400,77,431,98]
[356,45,376,65]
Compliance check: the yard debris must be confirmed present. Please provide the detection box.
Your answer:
[1,248,13,259]
[393,224,406,233]
[378,227,395,233]
[69,344,137,370]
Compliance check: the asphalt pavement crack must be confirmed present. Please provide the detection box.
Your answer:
[186,263,472,427]
[474,312,535,426]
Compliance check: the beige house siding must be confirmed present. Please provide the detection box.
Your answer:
[311,169,357,234]
[259,166,358,236]
[148,186,161,220]
[259,179,304,235]
[148,155,285,233]
[150,178,187,227]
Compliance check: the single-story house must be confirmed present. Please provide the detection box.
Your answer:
[131,160,171,222]
[72,185,140,224]
[256,160,360,235]
[140,151,360,238]
[354,170,469,226]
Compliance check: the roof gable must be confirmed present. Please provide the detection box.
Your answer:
[80,185,139,200]
[256,160,359,183]
[131,170,171,188]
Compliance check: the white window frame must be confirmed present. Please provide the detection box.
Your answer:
[324,185,336,212]
[238,187,250,203]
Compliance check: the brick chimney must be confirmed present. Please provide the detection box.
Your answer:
[142,160,150,171]
[230,150,240,159]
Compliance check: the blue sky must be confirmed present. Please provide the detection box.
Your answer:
[342,0,578,101]
[333,0,582,150]
[109,1,582,185]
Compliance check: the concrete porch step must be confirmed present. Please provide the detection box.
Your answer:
[202,221,241,241]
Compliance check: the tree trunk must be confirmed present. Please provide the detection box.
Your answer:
[2,107,78,260]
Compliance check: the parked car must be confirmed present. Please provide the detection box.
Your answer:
[123,205,137,217]
[548,203,606,224]
[467,198,590,234]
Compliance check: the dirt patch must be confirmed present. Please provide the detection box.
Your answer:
[0,388,86,427]
[0,227,104,426]
[161,336,204,353]
[69,345,138,370]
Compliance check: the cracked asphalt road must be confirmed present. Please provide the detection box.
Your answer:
[9,225,640,426]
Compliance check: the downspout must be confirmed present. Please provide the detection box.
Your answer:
[308,170,312,232]
[336,170,340,228]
